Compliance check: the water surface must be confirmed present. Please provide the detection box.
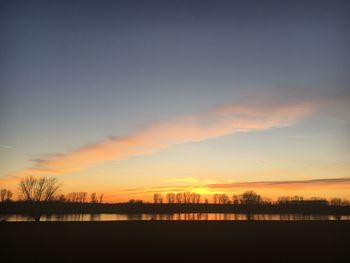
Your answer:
[1,213,349,222]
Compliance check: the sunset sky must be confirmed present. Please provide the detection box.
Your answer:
[1,0,350,202]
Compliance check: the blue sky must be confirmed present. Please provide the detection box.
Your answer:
[1,0,349,201]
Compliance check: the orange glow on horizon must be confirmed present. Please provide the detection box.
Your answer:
[100,177,350,203]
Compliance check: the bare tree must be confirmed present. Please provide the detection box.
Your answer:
[176,193,183,203]
[166,193,175,203]
[195,193,201,203]
[66,192,87,202]
[213,194,229,204]
[291,195,303,202]
[277,196,291,204]
[190,193,196,203]
[213,194,219,204]
[78,192,87,203]
[19,175,60,202]
[153,193,163,204]
[66,192,74,202]
[0,189,13,202]
[190,193,201,203]
[330,198,342,206]
[183,192,191,203]
[90,192,98,203]
[218,194,229,204]
[232,195,239,204]
[239,191,262,205]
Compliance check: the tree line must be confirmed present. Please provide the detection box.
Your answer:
[152,190,350,206]
[1,175,349,206]
[153,192,201,204]
[1,175,103,204]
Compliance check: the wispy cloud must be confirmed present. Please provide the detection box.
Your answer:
[162,177,219,184]
[14,99,316,178]
[0,144,13,149]
[207,177,350,190]
[121,177,350,195]
[162,177,202,184]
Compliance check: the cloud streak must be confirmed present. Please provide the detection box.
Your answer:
[14,99,316,178]
[0,144,13,149]
[207,177,350,190]
[121,177,350,195]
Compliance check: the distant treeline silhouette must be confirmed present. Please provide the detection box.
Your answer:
[1,175,350,220]
[1,175,349,206]
[151,191,350,206]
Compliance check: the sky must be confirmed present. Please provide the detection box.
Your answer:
[1,0,350,202]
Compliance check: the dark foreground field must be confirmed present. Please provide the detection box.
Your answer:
[2,221,349,262]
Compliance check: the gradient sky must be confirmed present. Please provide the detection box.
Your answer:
[1,0,350,202]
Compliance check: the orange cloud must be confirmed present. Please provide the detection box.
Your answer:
[12,99,316,179]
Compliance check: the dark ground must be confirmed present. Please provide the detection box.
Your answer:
[1,221,349,262]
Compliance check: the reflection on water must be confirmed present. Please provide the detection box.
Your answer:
[1,213,350,222]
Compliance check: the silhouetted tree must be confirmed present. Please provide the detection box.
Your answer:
[0,189,13,202]
[330,198,342,206]
[66,192,75,202]
[176,193,183,203]
[291,195,303,202]
[166,193,176,203]
[66,192,87,203]
[232,195,239,204]
[19,175,60,202]
[90,192,98,203]
[239,191,262,205]
[213,194,219,204]
[197,194,201,204]
[160,192,202,204]
[190,193,201,203]
[99,194,104,203]
[80,192,87,203]
[212,194,230,204]
[218,194,229,204]
[277,196,291,204]
[153,194,163,204]
[183,192,191,203]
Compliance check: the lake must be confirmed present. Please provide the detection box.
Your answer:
[1,213,350,221]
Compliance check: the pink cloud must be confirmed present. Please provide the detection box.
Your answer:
[13,99,316,178]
